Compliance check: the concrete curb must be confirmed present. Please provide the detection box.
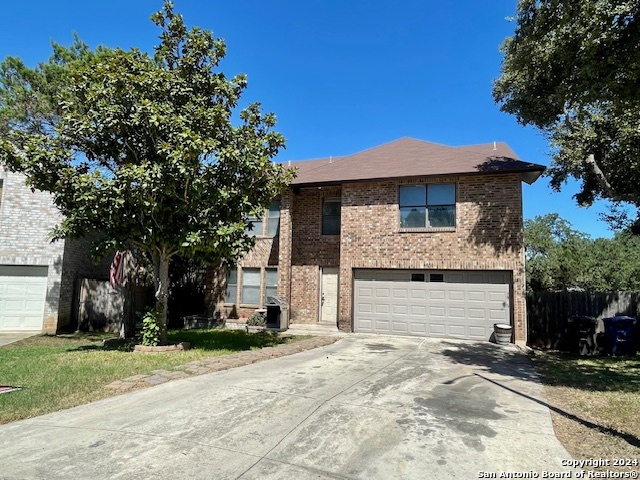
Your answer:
[105,336,341,392]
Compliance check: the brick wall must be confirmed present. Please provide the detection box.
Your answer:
[213,173,528,340]
[0,170,110,333]
[0,170,66,333]
[288,187,341,324]
[338,174,527,340]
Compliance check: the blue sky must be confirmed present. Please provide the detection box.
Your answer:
[0,0,620,238]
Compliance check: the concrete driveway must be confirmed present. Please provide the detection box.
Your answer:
[0,331,40,347]
[0,336,573,479]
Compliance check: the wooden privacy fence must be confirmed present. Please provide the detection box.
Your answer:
[76,279,154,333]
[526,291,640,349]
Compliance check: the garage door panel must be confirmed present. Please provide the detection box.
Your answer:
[468,326,488,339]
[375,288,390,298]
[354,269,511,341]
[409,289,426,300]
[409,322,427,334]
[488,291,507,303]
[468,291,486,302]
[374,320,391,332]
[375,304,390,314]
[356,302,372,314]
[391,321,408,333]
[490,309,508,320]
[392,289,408,299]
[392,304,408,315]
[359,287,373,298]
[429,290,445,300]
[448,325,466,337]
[448,290,465,301]
[429,324,446,336]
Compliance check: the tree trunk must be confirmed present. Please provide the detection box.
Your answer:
[152,248,171,345]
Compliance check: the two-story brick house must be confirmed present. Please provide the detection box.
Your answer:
[218,137,545,343]
[0,169,108,334]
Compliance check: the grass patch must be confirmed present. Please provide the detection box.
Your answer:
[0,329,309,425]
[532,352,640,468]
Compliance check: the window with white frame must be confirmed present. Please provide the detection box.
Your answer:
[241,268,261,305]
[225,268,237,303]
[399,183,455,228]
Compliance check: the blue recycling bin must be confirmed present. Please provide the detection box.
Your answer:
[602,316,637,356]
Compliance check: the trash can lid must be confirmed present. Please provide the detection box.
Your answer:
[494,323,512,330]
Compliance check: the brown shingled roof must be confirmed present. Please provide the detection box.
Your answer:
[287,137,545,186]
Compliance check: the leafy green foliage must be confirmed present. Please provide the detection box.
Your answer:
[140,309,166,346]
[0,2,294,330]
[525,214,640,291]
[494,1,640,227]
[246,312,266,327]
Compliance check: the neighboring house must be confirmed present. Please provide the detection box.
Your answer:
[216,137,545,343]
[0,169,108,334]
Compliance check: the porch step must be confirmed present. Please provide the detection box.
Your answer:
[285,323,346,337]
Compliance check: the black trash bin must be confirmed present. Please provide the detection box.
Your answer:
[566,315,597,355]
[602,316,637,356]
[265,296,289,329]
[266,303,280,328]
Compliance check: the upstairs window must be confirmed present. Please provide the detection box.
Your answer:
[245,200,280,237]
[266,200,280,237]
[322,197,341,235]
[245,213,263,237]
[399,184,455,228]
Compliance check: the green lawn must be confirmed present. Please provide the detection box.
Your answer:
[0,329,307,425]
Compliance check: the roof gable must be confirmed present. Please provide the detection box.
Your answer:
[288,137,544,186]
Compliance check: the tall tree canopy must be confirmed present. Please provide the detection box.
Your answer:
[0,1,293,335]
[525,214,640,291]
[494,0,640,228]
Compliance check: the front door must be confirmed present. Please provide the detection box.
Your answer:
[320,267,339,324]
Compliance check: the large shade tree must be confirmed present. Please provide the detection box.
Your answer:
[0,2,293,340]
[494,0,640,229]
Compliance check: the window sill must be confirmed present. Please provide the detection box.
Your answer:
[399,227,456,233]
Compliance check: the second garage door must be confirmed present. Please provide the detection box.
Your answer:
[0,265,48,331]
[354,269,511,340]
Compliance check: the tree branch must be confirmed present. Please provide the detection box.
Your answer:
[584,154,639,203]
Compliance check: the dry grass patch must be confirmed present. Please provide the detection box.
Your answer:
[532,352,640,471]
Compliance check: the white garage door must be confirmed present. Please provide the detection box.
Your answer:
[354,269,511,340]
[0,266,48,331]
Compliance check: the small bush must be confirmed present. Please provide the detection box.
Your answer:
[247,312,266,326]
[141,309,166,346]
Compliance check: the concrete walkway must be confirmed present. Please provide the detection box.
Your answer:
[105,336,340,392]
[0,335,574,479]
[0,331,40,347]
